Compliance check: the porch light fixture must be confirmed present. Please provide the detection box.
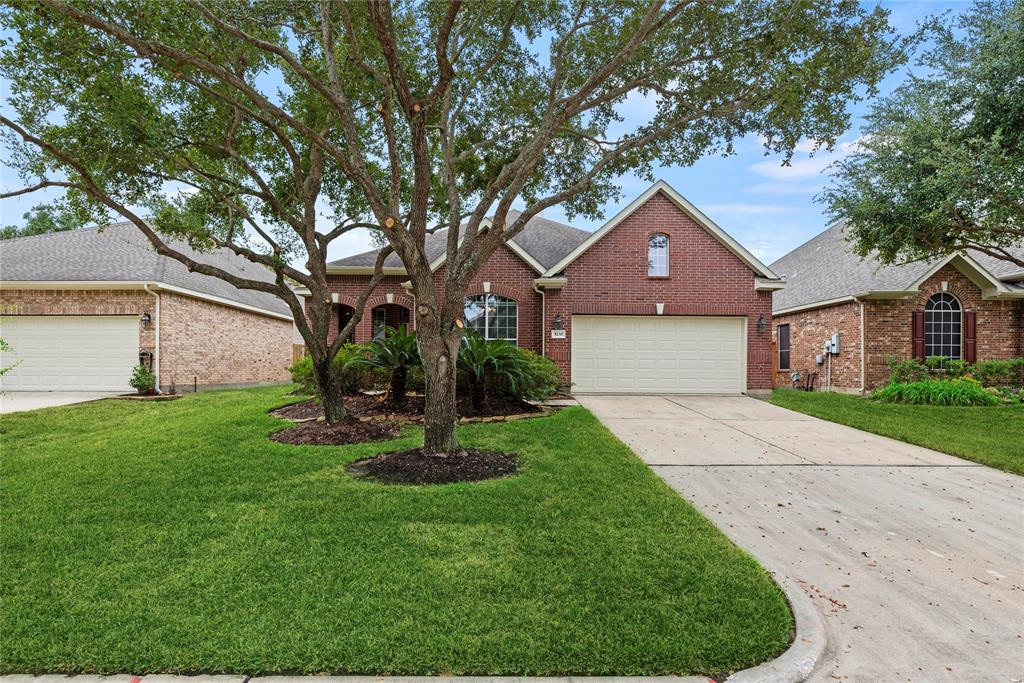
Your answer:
[757,314,767,333]
[140,312,152,329]
[552,313,564,331]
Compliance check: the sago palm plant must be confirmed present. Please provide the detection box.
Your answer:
[348,325,420,404]
[457,331,529,411]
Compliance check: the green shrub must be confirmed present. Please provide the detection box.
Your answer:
[516,349,563,401]
[870,378,1000,406]
[129,364,156,395]
[887,356,928,384]
[973,358,1024,387]
[288,344,377,396]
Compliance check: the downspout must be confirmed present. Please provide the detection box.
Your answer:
[143,283,161,393]
[533,282,546,357]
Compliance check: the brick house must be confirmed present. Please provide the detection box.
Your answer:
[316,181,785,394]
[770,222,1024,393]
[0,222,294,392]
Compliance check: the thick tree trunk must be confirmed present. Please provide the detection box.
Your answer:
[311,354,348,424]
[470,376,485,412]
[390,365,408,404]
[418,323,461,455]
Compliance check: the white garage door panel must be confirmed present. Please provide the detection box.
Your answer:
[572,316,745,394]
[0,316,138,391]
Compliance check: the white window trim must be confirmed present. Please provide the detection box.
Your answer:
[464,294,518,343]
[647,233,669,277]
[924,292,963,360]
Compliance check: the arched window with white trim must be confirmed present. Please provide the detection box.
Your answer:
[647,233,669,277]
[924,293,962,359]
[463,294,517,342]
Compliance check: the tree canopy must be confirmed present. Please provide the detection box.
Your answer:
[0,203,79,240]
[1,0,906,450]
[822,0,1024,268]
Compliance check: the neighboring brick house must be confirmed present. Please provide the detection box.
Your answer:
[0,222,293,392]
[315,181,785,394]
[770,222,1024,393]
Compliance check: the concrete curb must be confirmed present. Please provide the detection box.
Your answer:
[725,576,829,683]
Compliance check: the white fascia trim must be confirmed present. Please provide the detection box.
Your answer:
[533,276,567,289]
[983,286,1024,299]
[0,280,293,321]
[0,280,151,290]
[754,277,787,291]
[325,266,409,276]
[542,180,780,279]
[909,252,1009,293]
[773,295,859,316]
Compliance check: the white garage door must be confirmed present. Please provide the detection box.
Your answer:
[572,315,746,394]
[0,316,139,391]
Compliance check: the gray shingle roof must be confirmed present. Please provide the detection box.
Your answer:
[770,221,1024,312]
[329,210,591,272]
[0,222,291,317]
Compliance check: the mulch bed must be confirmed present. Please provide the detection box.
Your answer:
[270,418,401,446]
[270,393,542,423]
[346,448,518,485]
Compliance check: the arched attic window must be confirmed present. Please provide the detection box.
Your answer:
[647,233,669,277]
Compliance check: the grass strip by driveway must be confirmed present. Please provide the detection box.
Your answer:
[772,389,1024,475]
[0,387,791,676]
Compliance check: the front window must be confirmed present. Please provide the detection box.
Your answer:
[924,293,962,359]
[372,304,410,339]
[778,324,791,370]
[463,294,517,342]
[648,233,669,277]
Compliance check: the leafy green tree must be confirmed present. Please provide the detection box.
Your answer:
[0,0,904,454]
[822,0,1024,268]
[0,203,78,240]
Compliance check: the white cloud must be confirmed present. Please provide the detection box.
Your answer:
[748,138,863,181]
[324,226,377,262]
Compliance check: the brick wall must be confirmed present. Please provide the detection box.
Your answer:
[1,288,156,357]
[319,191,775,391]
[0,288,292,389]
[863,264,1023,388]
[319,244,544,354]
[773,301,862,392]
[545,191,774,391]
[772,263,1024,392]
[158,291,291,389]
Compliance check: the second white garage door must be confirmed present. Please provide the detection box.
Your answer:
[0,315,139,392]
[571,315,745,394]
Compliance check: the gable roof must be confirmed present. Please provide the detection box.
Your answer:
[542,180,781,279]
[0,222,292,318]
[328,210,590,274]
[770,221,1024,313]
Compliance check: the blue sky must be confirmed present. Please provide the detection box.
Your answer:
[0,1,967,267]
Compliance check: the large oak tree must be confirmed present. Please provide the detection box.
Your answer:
[1,0,903,454]
[822,0,1024,268]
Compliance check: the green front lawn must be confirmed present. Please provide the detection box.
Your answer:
[0,387,791,676]
[772,389,1024,475]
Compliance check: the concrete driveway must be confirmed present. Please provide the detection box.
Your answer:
[577,394,1024,682]
[0,391,120,414]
